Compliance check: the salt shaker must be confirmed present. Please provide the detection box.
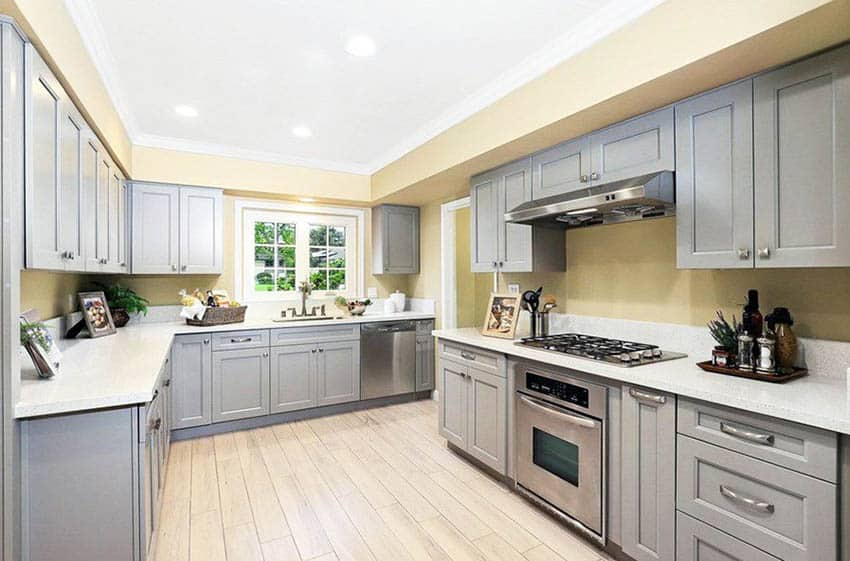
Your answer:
[737,334,755,371]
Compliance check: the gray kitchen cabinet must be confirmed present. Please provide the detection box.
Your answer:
[438,358,468,449]
[753,44,850,268]
[179,186,223,274]
[81,136,106,272]
[470,158,565,273]
[115,168,128,272]
[588,107,675,185]
[372,204,419,274]
[270,343,317,413]
[415,334,435,392]
[621,385,676,561]
[171,333,212,429]
[531,137,591,199]
[316,339,360,406]
[58,101,85,270]
[677,512,781,561]
[676,81,754,269]
[211,347,270,422]
[95,150,113,271]
[131,183,180,274]
[466,366,507,473]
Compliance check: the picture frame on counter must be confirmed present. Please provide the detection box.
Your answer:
[78,291,116,338]
[19,314,60,379]
[482,292,520,339]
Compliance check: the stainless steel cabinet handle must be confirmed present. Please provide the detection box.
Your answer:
[120,262,126,267]
[758,247,770,259]
[738,248,750,259]
[152,418,162,431]
[590,172,599,181]
[580,174,589,183]
[181,265,187,271]
[171,264,177,271]
[519,394,598,429]
[311,349,317,353]
[262,352,269,358]
[498,261,504,267]
[628,387,667,404]
[719,485,774,514]
[230,337,252,343]
[492,261,498,268]
[318,348,324,353]
[460,351,477,361]
[720,422,775,446]
[164,379,171,387]
[203,339,210,345]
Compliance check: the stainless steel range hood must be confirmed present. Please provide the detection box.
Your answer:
[505,171,675,228]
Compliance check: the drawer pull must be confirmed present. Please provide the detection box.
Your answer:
[460,351,477,361]
[628,387,667,404]
[519,394,599,429]
[719,485,774,514]
[720,422,775,446]
[230,337,253,343]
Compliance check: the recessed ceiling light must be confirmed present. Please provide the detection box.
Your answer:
[345,34,377,57]
[174,105,198,117]
[291,125,313,138]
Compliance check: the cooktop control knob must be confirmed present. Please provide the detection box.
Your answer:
[619,353,632,362]
[642,349,654,359]
[629,351,642,361]
[652,348,662,357]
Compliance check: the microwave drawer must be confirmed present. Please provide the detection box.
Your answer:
[677,435,837,561]
[677,512,780,561]
[678,398,837,482]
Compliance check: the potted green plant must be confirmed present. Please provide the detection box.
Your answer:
[707,310,740,367]
[95,283,150,327]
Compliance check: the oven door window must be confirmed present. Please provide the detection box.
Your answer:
[532,427,579,487]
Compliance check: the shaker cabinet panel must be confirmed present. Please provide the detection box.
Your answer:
[211,347,270,423]
[466,367,507,473]
[372,204,420,274]
[81,138,105,272]
[677,512,781,561]
[470,172,500,272]
[179,186,223,274]
[96,154,112,270]
[438,359,468,449]
[676,81,754,269]
[270,344,316,413]
[59,104,85,270]
[754,44,850,268]
[499,158,534,272]
[589,107,675,184]
[316,340,360,407]
[131,183,180,274]
[171,334,212,429]
[531,137,591,200]
[415,334,435,392]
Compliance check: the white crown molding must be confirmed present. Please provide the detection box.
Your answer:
[134,134,373,175]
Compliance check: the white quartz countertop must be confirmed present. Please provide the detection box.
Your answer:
[16,312,434,419]
[433,328,850,435]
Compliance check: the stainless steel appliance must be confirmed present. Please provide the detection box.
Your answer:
[517,333,687,367]
[515,365,608,541]
[504,171,674,228]
[361,321,417,399]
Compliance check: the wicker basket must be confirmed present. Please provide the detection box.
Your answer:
[185,306,247,326]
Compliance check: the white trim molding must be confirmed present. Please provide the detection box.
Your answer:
[440,196,470,330]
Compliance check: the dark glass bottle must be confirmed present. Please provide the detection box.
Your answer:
[742,289,763,338]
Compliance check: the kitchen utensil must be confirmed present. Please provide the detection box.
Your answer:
[533,313,550,337]
[522,287,543,313]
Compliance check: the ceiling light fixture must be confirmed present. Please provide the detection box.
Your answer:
[345,34,377,57]
[174,105,198,117]
[291,125,313,138]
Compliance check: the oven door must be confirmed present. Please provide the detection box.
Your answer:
[515,391,604,536]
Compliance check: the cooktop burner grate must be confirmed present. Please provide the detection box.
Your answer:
[517,333,686,367]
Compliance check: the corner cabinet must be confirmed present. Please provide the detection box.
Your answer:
[621,385,676,561]
[130,182,223,275]
[471,158,565,273]
[372,204,419,274]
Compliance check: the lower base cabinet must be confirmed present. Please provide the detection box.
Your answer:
[316,339,360,406]
[211,347,270,422]
[415,334,435,391]
[270,343,316,413]
[171,333,212,429]
[677,512,780,561]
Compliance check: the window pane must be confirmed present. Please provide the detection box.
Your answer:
[278,246,295,267]
[309,247,327,268]
[309,224,327,246]
[329,226,346,247]
[255,222,275,244]
[310,269,328,290]
[277,223,295,245]
[254,268,275,291]
[327,247,345,268]
[255,246,275,267]
[276,270,295,291]
[328,270,346,290]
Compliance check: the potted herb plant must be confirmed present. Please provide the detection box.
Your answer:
[707,310,740,368]
[95,283,150,328]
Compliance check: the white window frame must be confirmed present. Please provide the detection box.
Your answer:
[234,198,365,302]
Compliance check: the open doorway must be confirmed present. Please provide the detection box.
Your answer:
[441,197,487,330]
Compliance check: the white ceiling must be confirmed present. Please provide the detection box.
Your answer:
[66,0,662,174]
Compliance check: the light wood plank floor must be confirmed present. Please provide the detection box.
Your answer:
[153,399,610,561]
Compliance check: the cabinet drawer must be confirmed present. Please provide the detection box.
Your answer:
[677,435,837,561]
[210,329,269,351]
[439,341,503,376]
[271,324,360,346]
[677,512,780,561]
[678,398,837,482]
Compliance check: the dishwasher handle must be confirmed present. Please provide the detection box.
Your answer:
[361,321,416,334]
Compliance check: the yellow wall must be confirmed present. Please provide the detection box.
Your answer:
[20,271,89,319]
[454,207,476,328]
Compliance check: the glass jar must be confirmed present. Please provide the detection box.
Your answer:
[737,334,755,371]
[756,336,776,374]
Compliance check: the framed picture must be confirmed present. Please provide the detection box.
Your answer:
[19,314,60,378]
[78,291,116,338]
[482,293,521,339]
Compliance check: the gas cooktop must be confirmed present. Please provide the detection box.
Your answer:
[517,333,687,367]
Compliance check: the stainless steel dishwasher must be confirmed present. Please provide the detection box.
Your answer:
[361,321,417,399]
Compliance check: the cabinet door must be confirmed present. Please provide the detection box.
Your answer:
[531,137,591,199]
[470,171,499,272]
[621,385,676,561]
[589,107,675,185]
[96,154,111,271]
[415,335,435,392]
[103,167,123,272]
[179,187,222,274]
[270,344,317,413]
[211,347,270,422]
[25,46,64,270]
[131,183,180,274]
[81,137,103,272]
[677,512,780,561]
[466,366,507,473]
[499,158,534,272]
[754,45,850,268]
[117,172,128,272]
[171,334,212,429]
[676,81,754,269]
[438,359,468,448]
[59,102,85,270]
[316,340,360,407]
[383,205,419,274]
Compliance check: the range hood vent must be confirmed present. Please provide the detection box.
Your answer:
[505,171,675,229]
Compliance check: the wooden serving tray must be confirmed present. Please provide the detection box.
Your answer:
[696,361,808,383]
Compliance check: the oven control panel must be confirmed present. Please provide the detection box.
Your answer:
[526,373,589,408]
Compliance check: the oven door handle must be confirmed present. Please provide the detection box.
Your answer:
[518,394,599,429]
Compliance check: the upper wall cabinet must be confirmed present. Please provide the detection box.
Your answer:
[471,158,565,273]
[753,44,850,268]
[676,81,754,269]
[130,182,223,275]
[531,137,591,199]
[372,204,419,274]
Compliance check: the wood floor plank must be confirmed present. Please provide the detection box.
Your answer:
[303,441,358,497]
[190,437,220,515]
[302,482,378,561]
[371,462,438,522]
[162,440,193,504]
[213,432,239,461]
[154,495,190,561]
[216,456,254,528]
[260,536,302,561]
[474,534,527,561]
[377,503,451,561]
[291,420,321,444]
[523,545,568,561]
[332,448,397,509]
[338,492,415,561]
[272,475,334,560]
[420,516,489,561]
[404,471,491,541]
[223,522,264,561]
[189,509,226,561]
